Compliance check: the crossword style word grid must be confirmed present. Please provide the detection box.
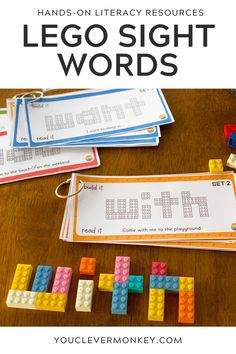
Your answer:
[105,191,209,220]
[0,147,61,165]
[44,97,146,132]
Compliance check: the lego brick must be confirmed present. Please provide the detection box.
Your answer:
[75,280,94,312]
[149,275,179,291]
[31,265,52,292]
[11,264,33,291]
[128,275,144,294]
[178,291,195,324]
[79,257,96,276]
[151,261,168,276]
[226,153,236,170]
[224,124,236,139]
[6,290,37,310]
[208,159,223,173]
[111,282,128,315]
[98,274,144,293]
[98,273,114,292]
[228,133,236,148]
[148,288,165,321]
[114,256,130,283]
[52,266,72,294]
[35,292,67,312]
[179,277,194,291]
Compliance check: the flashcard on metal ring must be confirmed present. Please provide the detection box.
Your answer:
[60,172,236,243]
[22,89,173,147]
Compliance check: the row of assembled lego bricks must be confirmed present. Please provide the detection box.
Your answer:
[6,257,195,324]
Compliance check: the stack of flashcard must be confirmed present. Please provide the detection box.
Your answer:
[59,172,236,251]
[1,88,173,184]
[0,108,100,184]
[8,89,174,148]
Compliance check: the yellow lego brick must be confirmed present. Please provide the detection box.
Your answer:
[178,291,195,324]
[148,288,165,321]
[11,264,33,291]
[98,273,114,292]
[179,277,194,291]
[208,159,223,173]
[35,292,67,312]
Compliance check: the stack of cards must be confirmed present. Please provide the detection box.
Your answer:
[8,89,174,148]
[0,108,100,184]
[1,88,174,184]
[59,172,236,251]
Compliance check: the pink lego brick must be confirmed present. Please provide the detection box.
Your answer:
[51,266,72,294]
[114,256,130,283]
[151,261,168,276]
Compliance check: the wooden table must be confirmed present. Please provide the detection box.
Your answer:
[0,89,236,326]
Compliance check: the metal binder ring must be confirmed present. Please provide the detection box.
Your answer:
[13,92,38,99]
[55,178,84,199]
[22,91,44,103]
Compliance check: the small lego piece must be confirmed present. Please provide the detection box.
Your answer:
[178,291,195,324]
[35,292,67,312]
[149,275,179,291]
[226,153,236,170]
[52,266,72,294]
[228,133,236,148]
[128,275,144,294]
[31,265,52,292]
[208,159,223,173]
[79,257,96,276]
[151,261,168,276]
[11,264,33,291]
[98,274,114,292]
[75,280,94,312]
[114,256,130,283]
[6,290,37,310]
[148,288,165,321]
[224,124,236,139]
[111,282,128,315]
[179,277,194,291]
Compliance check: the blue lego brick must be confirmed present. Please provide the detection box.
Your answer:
[228,133,236,148]
[111,282,128,315]
[31,265,52,292]
[149,275,179,291]
[128,275,144,294]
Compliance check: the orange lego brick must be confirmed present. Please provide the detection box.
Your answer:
[79,257,96,275]
[178,291,195,324]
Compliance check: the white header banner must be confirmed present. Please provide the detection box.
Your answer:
[0,0,235,87]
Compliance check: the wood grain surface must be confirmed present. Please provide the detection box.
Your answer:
[0,89,236,326]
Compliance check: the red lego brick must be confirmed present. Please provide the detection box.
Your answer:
[151,261,168,276]
[224,124,236,139]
